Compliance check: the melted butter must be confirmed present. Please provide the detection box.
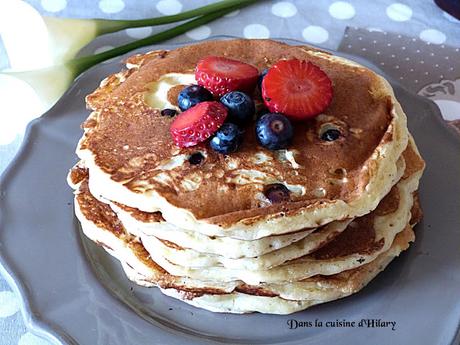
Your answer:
[145,73,196,110]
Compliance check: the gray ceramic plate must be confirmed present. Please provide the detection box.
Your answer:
[1,38,459,345]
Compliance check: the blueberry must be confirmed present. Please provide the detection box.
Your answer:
[255,113,293,150]
[188,152,204,165]
[220,91,255,126]
[161,108,177,117]
[264,183,290,203]
[210,123,244,154]
[258,68,268,90]
[321,129,341,141]
[178,85,213,111]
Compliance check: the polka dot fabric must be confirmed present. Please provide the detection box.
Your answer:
[98,0,125,14]
[271,1,298,18]
[1,0,460,343]
[329,1,356,20]
[17,0,460,50]
[40,0,67,12]
[156,0,183,15]
[339,26,460,126]
[21,0,460,50]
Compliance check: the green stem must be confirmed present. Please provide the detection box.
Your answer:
[94,0,256,35]
[71,3,256,75]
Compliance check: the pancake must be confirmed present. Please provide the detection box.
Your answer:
[68,146,408,273]
[126,144,422,285]
[73,173,420,314]
[159,224,416,314]
[83,140,419,277]
[76,39,409,239]
[71,136,423,277]
[137,218,351,271]
[69,164,322,259]
[109,199,319,258]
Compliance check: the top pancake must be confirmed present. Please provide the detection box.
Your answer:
[76,39,408,237]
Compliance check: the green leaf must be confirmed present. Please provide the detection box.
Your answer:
[71,2,257,74]
[94,0,256,34]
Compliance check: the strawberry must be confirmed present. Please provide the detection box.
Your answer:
[261,59,333,120]
[195,56,259,96]
[170,101,228,148]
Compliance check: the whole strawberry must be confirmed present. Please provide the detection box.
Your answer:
[262,59,333,120]
[195,56,259,97]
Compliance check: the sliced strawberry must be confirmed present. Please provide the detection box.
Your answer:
[195,56,259,96]
[170,101,228,148]
[262,59,333,120]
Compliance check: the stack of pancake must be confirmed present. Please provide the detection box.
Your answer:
[68,39,425,314]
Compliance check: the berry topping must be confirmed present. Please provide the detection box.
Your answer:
[161,108,178,117]
[321,128,341,141]
[195,56,259,96]
[210,123,244,154]
[262,59,333,120]
[264,183,290,203]
[177,85,213,111]
[255,113,294,150]
[220,91,255,126]
[258,68,268,90]
[170,101,228,148]
[188,152,205,165]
